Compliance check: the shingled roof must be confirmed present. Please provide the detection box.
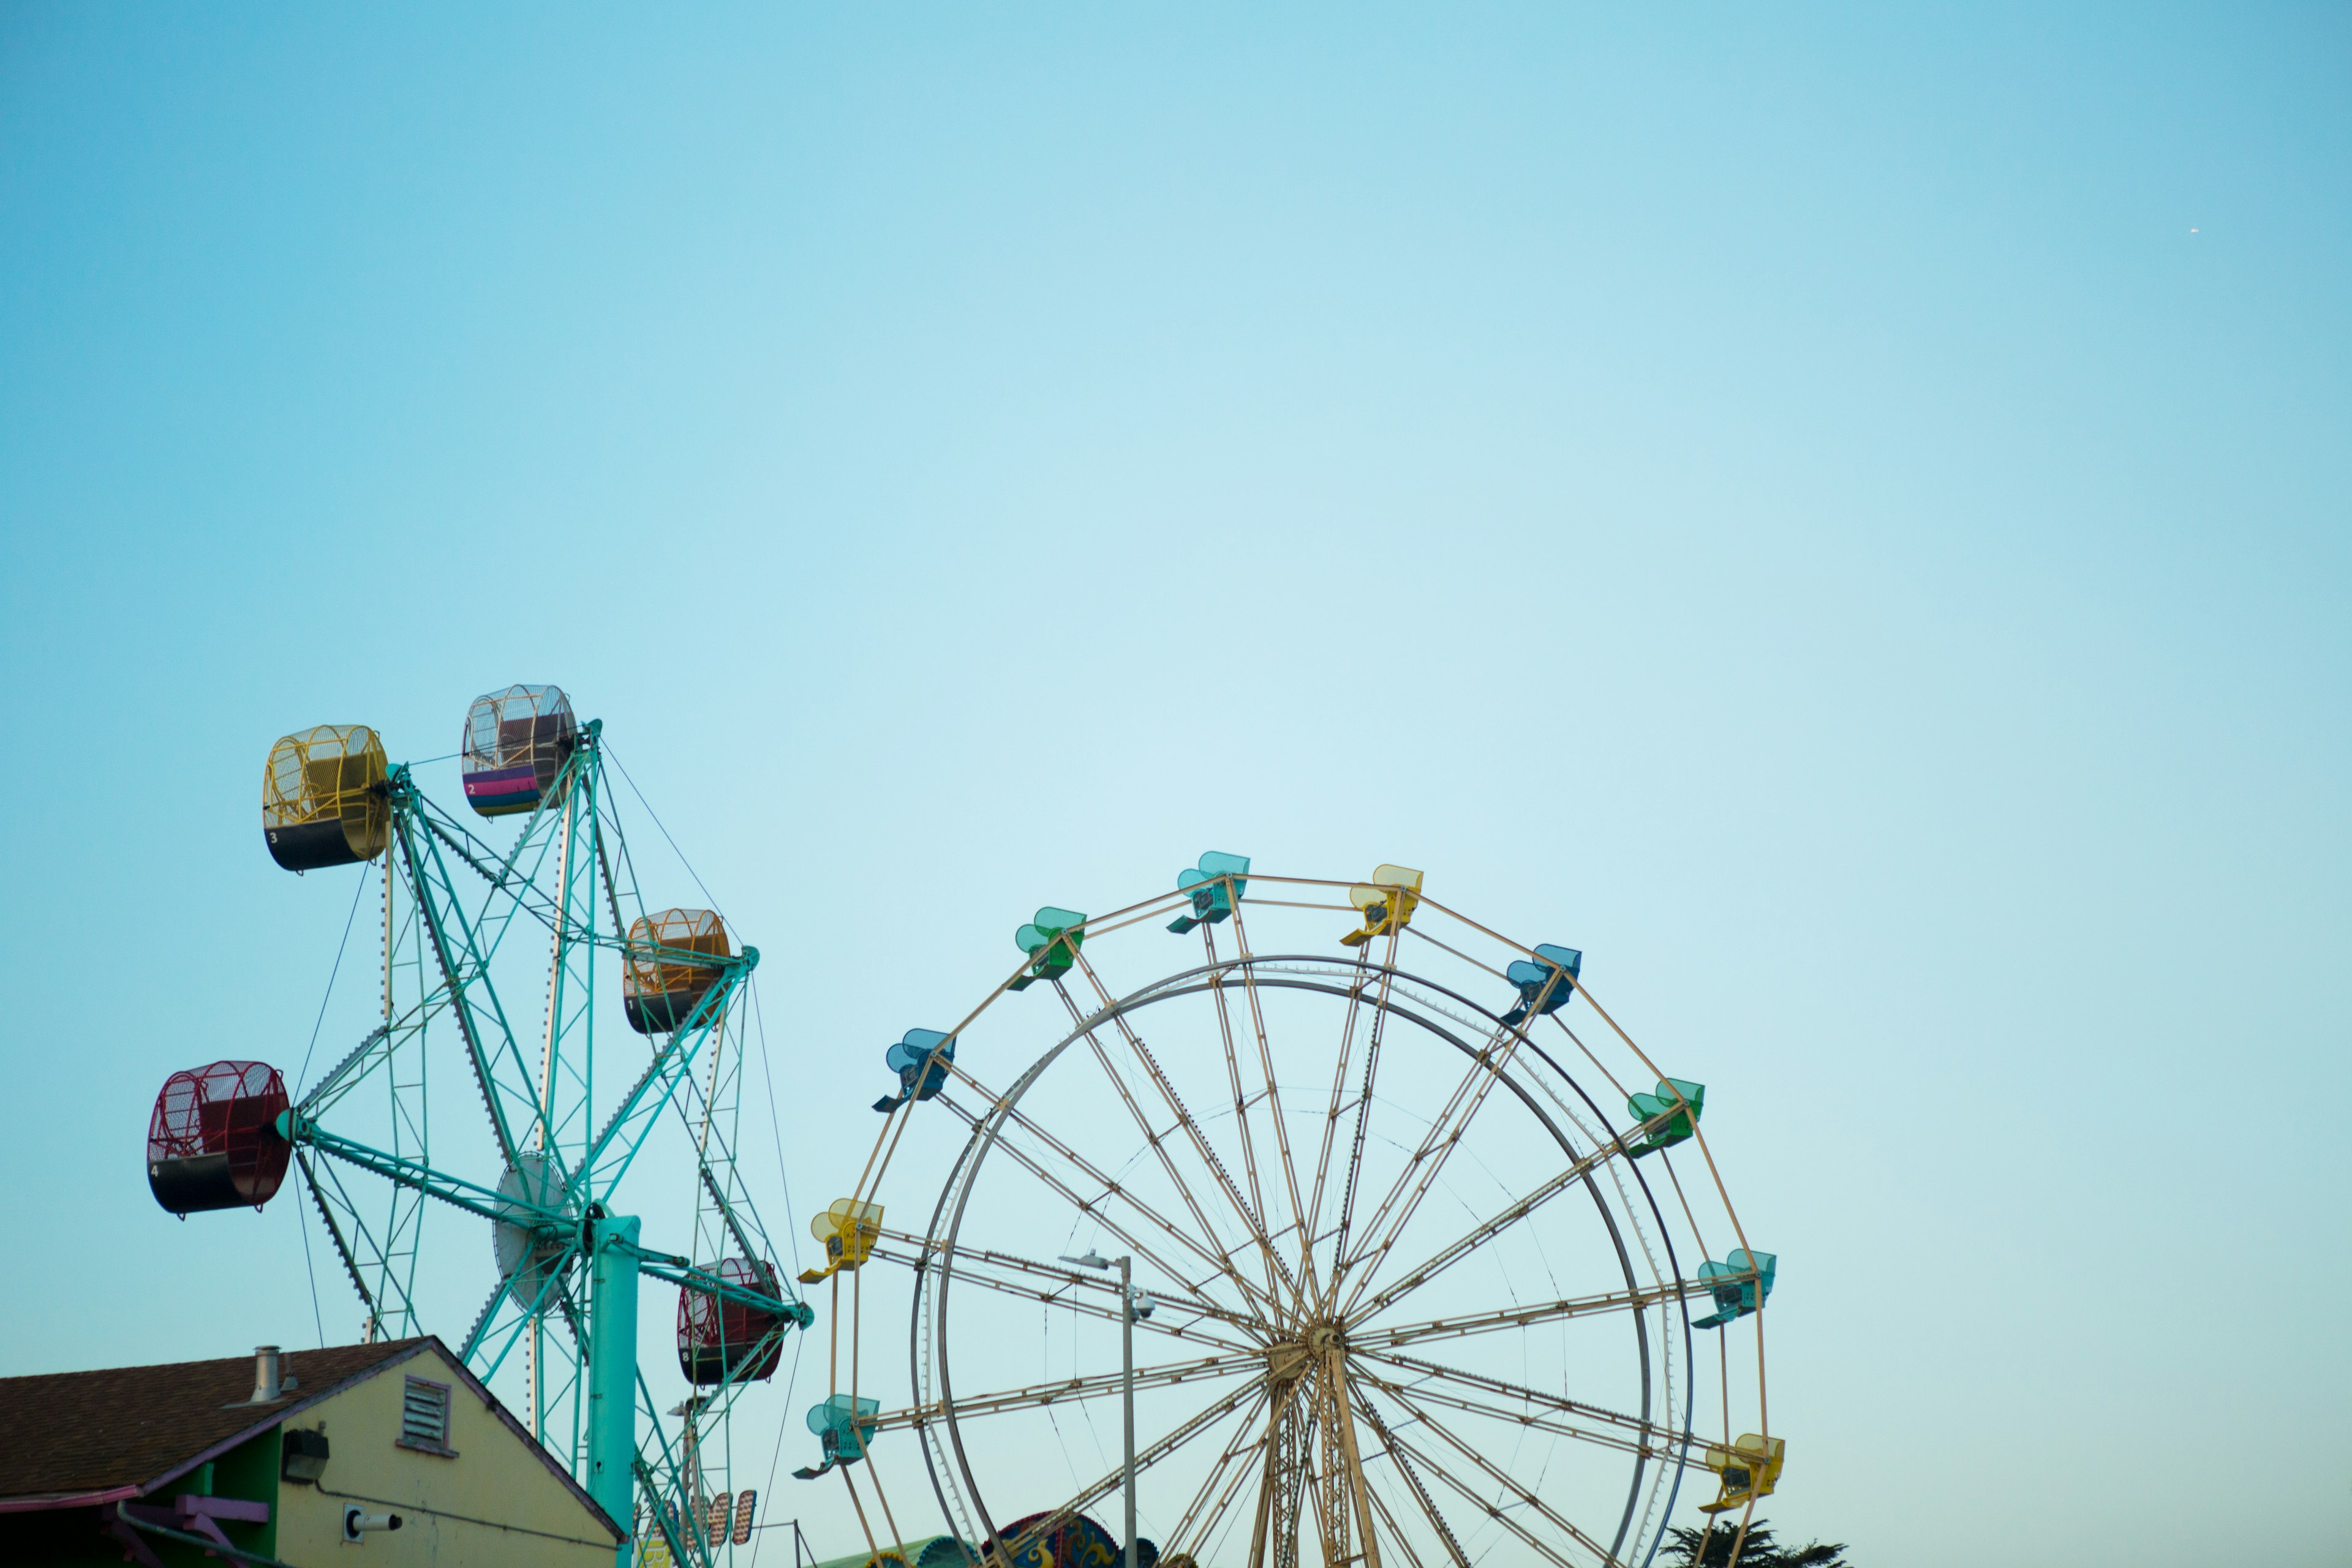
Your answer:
[0,1338,429,1506]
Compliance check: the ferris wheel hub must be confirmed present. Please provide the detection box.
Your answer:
[1265,1324,1347,1387]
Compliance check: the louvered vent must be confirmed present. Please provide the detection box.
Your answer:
[399,1377,451,1453]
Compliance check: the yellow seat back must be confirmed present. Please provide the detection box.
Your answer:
[808,1199,884,1271]
[1698,1433,1785,1512]
[1343,865,1425,943]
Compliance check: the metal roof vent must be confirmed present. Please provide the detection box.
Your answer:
[244,1345,297,1404]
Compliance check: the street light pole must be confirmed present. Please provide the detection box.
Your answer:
[1118,1254,1137,1568]
[1062,1250,1140,1568]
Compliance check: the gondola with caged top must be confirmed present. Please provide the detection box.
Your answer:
[148,1061,292,1213]
[623,908,731,1033]
[460,684,578,818]
[676,1256,792,1384]
[262,726,390,872]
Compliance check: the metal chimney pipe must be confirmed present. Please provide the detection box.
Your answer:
[251,1346,281,1404]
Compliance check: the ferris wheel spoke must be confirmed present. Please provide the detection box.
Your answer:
[455,813,565,964]
[1086,1373,1279,1538]
[1080,957,1302,1311]
[298,1147,424,1338]
[1156,1384,1273,1561]
[1351,1351,1675,1462]
[1355,1400,1580,1568]
[694,1158,771,1273]
[1317,955,1401,1318]
[1367,1425,1581,1568]
[460,1273,524,1364]
[295,1150,393,1337]
[1302,954,1376,1308]
[1345,1134,1635,1327]
[393,818,550,1172]
[295,1021,393,1119]
[948,1363,1273,1558]
[1348,1278,1692,1354]
[990,1379,1271,1568]
[576,971,748,1204]
[1346,1380,1472,1568]
[1332,1026,1533,1320]
[929,1087,1235,1316]
[915,1232,1267,1341]
[1355,1458,1433,1568]
[948,1388,1251,1568]
[872,1236,1260,1351]
[413,794,566,932]
[1193,927,1284,1308]
[470,1262,585,1383]
[299,963,456,1120]
[1055,973,1280,1303]
[934,1083,1280,1322]
[875,1348,1261,1431]
[1204,1382,1298,1568]
[1218,910,1318,1302]
[1354,1371,1624,1567]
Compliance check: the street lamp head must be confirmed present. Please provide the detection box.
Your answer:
[1059,1251,1112,1270]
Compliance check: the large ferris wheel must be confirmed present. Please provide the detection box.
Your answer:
[794,858,1783,1568]
[144,686,809,1568]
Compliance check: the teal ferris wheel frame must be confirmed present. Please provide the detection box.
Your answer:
[268,717,808,1567]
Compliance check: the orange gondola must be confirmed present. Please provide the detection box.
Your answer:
[623,908,730,1033]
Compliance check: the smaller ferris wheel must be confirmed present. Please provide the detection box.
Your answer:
[146,685,811,1568]
[790,857,1783,1568]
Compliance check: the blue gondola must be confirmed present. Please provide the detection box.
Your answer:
[1167,851,1251,934]
[1500,944,1582,1027]
[873,1029,957,1113]
[1693,1249,1777,1329]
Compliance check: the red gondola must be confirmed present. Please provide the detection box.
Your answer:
[677,1257,787,1384]
[148,1061,292,1214]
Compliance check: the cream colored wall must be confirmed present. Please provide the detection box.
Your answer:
[274,1343,619,1567]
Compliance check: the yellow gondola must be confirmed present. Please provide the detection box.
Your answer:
[1698,1433,1785,1513]
[1339,864,1424,947]
[262,726,389,872]
[797,1199,884,1284]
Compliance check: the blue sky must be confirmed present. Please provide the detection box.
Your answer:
[2,6,2346,1566]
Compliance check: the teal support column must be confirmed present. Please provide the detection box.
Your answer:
[587,1212,641,1565]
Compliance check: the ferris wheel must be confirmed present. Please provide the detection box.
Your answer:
[143,686,811,1567]
[794,858,1781,1568]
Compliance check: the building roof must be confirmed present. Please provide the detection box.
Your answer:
[0,1335,622,1542]
[0,1338,426,1506]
